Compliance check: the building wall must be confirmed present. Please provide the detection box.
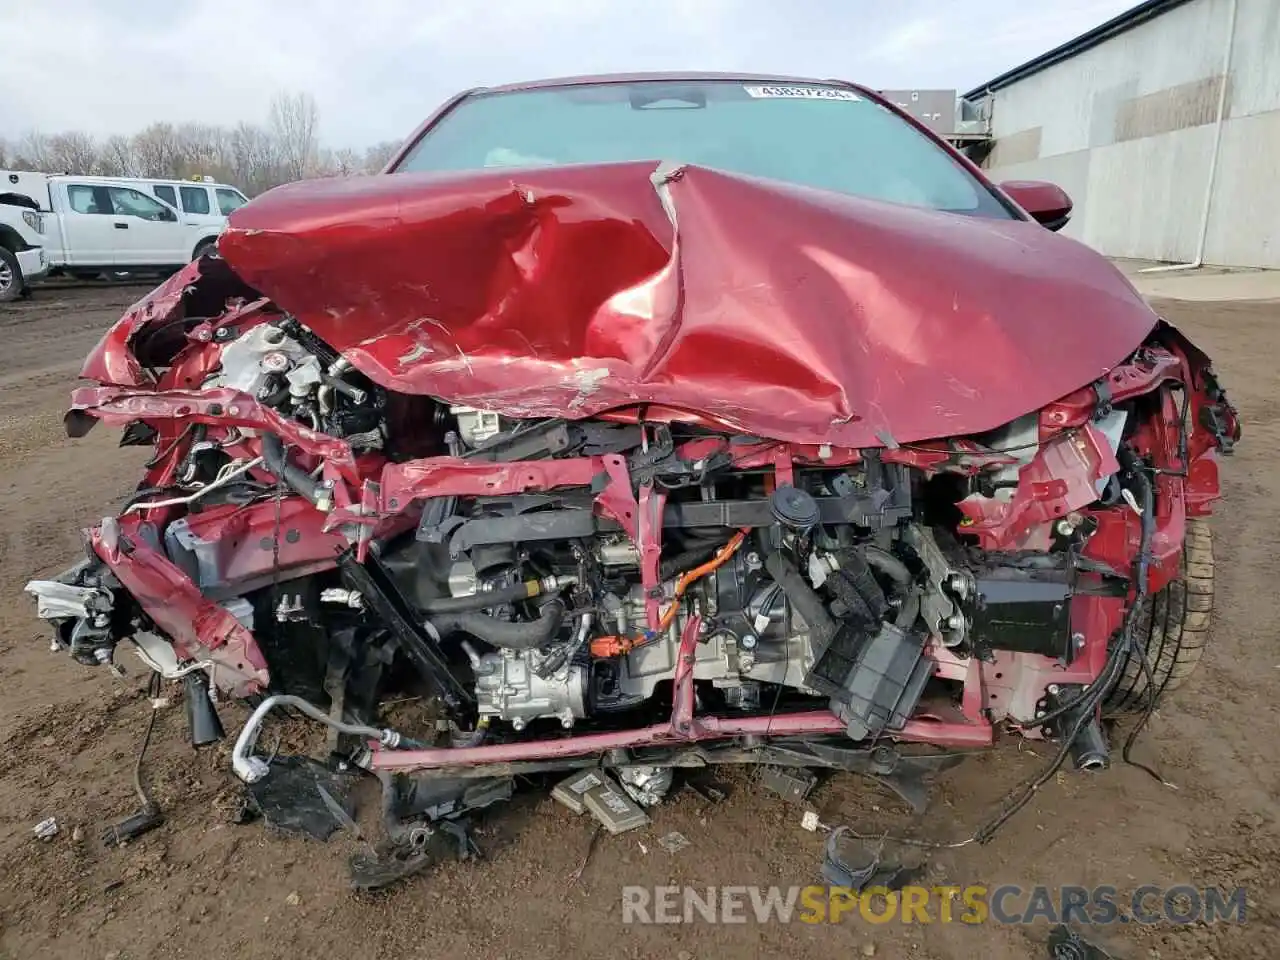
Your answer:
[976,0,1280,268]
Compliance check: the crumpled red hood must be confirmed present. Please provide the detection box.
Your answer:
[211,161,1156,447]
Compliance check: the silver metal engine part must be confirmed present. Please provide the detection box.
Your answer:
[202,324,310,397]
[603,575,819,700]
[617,625,819,700]
[474,648,588,730]
[901,525,971,647]
[619,765,674,806]
[23,578,112,621]
[286,355,323,397]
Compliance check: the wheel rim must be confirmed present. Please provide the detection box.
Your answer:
[0,260,13,293]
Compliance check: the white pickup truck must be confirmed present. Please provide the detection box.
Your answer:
[0,186,49,301]
[0,172,247,294]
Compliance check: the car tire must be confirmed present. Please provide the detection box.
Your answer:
[0,247,23,303]
[193,238,219,261]
[1106,517,1213,713]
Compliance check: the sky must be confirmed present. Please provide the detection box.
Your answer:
[1,0,1138,150]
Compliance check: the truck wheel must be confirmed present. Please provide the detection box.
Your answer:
[193,238,218,261]
[1106,518,1214,713]
[0,247,24,303]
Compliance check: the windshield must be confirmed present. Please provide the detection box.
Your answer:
[395,80,1010,218]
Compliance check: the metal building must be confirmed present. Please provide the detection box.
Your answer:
[963,0,1280,268]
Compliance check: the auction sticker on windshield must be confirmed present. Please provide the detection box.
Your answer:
[743,84,860,100]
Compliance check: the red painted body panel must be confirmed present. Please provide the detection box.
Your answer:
[90,515,270,697]
[215,161,1160,447]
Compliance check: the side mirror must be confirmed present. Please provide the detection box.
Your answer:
[1000,180,1072,232]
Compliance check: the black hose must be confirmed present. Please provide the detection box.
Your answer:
[834,549,890,619]
[260,433,324,505]
[864,546,912,586]
[428,601,566,650]
[420,581,539,614]
[765,551,836,644]
[894,588,921,630]
[659,542,726,581]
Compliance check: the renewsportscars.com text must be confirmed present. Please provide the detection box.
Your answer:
[620,884,1248,926]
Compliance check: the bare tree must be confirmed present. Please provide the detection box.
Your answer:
[175,123,234,181]
[3,90,388,194]
[14,131,54,171]
[132,122,184,177]
[230,121,284,196]
[97,135,139,177]
[269,91,319,181]
[47,131,99,175]
[331,147,362,176]
[363,140,400,173]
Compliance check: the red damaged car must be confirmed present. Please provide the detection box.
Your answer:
[27,74,1238,868]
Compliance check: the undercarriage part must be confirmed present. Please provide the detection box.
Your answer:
[232,693,409,783]
[183,671,225,747]
[389,774,514,824]
[619,765,674,806]
[24,561,120,666]
[1045,684,1110,771]
[900,525,971,647]
[821,826,922,892]
[386,738,967,813]
[814,622,933,741]
[348,822,480,891]
[244,756,361,842]
[347,771,511,891]
[103,674,165,847]
[758,764,818,804]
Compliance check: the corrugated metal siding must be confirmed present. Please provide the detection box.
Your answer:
[976,0,1280,268]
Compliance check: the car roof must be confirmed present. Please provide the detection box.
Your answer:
[50,174,242,191]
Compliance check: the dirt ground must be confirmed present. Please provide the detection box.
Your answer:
[0,285,1276,960]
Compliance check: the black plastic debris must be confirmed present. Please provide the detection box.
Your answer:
[390,774,513,822]
[348,821,481,892]
[244,756,360,842]
[101,805,163,847]
[759,764,818,804]
[1047,924,1116,960]
[820,827,922,892]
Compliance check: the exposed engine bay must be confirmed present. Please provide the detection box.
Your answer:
[24,161,1240,872]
